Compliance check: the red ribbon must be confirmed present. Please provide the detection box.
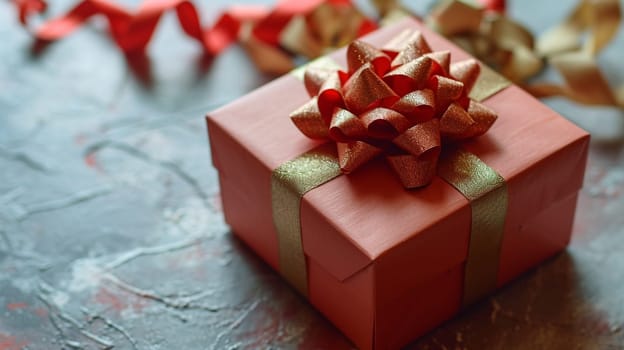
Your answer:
[477,0,506,13]
[12,0,374,58]
[17,0,249,55]
[13,0,46,25]
[290,31,498,188]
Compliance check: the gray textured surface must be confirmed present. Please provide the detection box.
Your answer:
[1,0,624,349]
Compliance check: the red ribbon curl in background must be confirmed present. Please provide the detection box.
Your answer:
[10,0,505,61]
[11,0,375,58]
[290,31,498,188]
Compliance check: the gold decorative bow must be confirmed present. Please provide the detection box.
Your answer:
[289,31,498,188]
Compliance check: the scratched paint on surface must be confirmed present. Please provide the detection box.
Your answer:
[1,0,624,349]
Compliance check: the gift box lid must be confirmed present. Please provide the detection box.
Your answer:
[207,18,589,285]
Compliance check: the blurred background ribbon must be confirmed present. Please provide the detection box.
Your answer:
[426,0,624,108]
[11,0,377,74]
[10,0,624,108]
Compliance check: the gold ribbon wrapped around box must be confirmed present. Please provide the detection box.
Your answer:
[272,29,511,306]
[438,147,508,306]
[271,144,341,297]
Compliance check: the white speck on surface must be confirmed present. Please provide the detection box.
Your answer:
[67,258,105,293]
[51,289,70,308]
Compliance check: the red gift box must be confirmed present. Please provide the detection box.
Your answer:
[206,18,589,349]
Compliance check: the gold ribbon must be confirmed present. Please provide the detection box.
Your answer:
[237,1,375,76]
[272,47,510,304]
[438,148,508,307]
[425,0,624,108]
[271,143,341,296]
[468,63,510,102]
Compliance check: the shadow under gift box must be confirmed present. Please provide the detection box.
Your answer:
[206,18,589,350]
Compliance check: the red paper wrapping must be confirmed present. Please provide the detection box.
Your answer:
[206,18,588,349]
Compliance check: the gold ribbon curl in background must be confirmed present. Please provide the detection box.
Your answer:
[238,2,375,75]
[424,0,624,108]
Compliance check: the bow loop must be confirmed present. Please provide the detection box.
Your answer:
[390,89,436,123]
[304,65,336,97]
[383,56,433,95]
[361,107,411,139]
[317,72,346,122]
[424,51,451,76]
[466,100,498,137]
[386,151,439,188]
[337,141,382,173]
[344,64,399,114]
[347,40,392,75]
[290,30,498,188]
[431,75,465,113]
[393,119,441,157]
[290,97,329,140]
[439,102,476,139]
[389,31,433,67]
[329,108,368,142]
[451,59,481,95]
